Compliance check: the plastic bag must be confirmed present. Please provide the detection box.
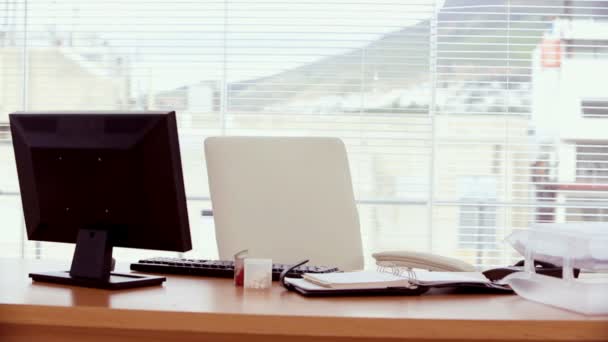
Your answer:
[504,223,608,315]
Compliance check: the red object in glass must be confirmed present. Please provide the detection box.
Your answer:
[541,38,561,68]
[234,249,248,287]
[235,267,245,286]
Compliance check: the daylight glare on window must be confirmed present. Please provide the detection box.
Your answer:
[1,0,607,267]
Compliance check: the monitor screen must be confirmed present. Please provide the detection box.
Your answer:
[10,111,192,289]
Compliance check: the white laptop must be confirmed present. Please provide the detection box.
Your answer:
[204,136,364,271]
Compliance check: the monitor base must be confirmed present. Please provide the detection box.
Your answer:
[30,271,166,290]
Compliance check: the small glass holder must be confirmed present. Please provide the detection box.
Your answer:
[244,258,272,289]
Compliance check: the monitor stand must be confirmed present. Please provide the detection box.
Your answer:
[29,228,166,290]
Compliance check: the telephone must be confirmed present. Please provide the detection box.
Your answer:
[373,251,578,281]
[372,251,477,272]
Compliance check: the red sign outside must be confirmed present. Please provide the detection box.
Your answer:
[541,38,561,68]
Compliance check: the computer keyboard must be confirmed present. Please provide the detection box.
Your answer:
[130,257,340,281]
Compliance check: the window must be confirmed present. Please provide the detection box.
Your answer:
[577,144,608,183]
[581,99,608,119]
[565,39,608,60]
[1,0,608,268]
[458,204,498,265]
[457,176,498,266]
[567,206,608,222]
[0,123,8,141]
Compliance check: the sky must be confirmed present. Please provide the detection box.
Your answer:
[8,0,445,90]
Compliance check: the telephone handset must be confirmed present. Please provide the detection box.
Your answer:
[373,251,578,281]
[372,251,477,272]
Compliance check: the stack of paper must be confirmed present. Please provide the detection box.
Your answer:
[290,270,494,291]
[302,270,413,289]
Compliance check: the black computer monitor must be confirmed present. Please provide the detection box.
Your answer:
[10,111,192,289]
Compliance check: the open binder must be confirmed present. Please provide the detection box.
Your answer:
[280,260,512,297]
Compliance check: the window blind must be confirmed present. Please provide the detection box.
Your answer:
[433,0,608,267]
[1,0,607,268]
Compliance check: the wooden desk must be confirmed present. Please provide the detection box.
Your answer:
[0,259,606,342]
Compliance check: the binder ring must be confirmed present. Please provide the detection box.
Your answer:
[376,262,418,286]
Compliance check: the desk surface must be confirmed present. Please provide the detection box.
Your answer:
[0,258,607,342]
